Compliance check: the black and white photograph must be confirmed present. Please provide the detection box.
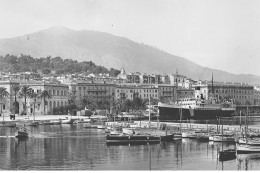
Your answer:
[0,0,260,171]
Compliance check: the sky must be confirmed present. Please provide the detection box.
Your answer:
[0,0,260,76]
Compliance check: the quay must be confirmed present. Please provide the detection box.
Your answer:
[0,114,89,126]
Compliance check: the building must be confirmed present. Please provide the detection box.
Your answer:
[19,81,69,115]
[63,79,116,106]
[0,79,69,116]
[193,81,254,105]
[115,84,158,101]
[177,87,195,99]
[157,84,177,103]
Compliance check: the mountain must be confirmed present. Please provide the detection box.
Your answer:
[0,26,259,85]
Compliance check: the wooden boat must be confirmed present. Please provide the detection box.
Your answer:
[77,118,92,123]
[196,133,210,141]
[61,119,75,124]
[26,121,39,126]
[106,134,161,144]
[122,128,135,135]
[43,120,54,125]
[14,127,29,139]
[219,149,236,161]
[0,122,17,127]
[97,125,106,129]
[181,131,197,138]
[52,120,61,125]
[209,134,235,142]
[83,123,98,128]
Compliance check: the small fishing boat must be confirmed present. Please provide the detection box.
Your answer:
[219,149,236,161]
[43,120,54,125]
[61,119,75,124]
[26,121,39,126]
[209,134,235,142]
[14,127,29,139]
[52,120,61,125]
[97,125,106,129]
[83,123,98,128]
[181,131,197,138]
[196,133,210,141]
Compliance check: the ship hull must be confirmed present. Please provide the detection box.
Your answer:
[158,106,235,120]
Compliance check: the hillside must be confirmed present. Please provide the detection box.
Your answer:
[0,26,259,84]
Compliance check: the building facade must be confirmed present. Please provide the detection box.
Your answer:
[63,79,116,106]
[157,84,177,103]
[193,81,254,105]
[115,84,158,101]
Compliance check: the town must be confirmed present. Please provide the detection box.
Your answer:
[0,62,260,123]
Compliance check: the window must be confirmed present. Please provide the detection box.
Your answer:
[3,104,5,110]
[79,87,81,90]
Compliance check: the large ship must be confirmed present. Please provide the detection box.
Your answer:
[158,98,236,120]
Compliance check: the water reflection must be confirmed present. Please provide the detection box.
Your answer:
[1,125,260,170]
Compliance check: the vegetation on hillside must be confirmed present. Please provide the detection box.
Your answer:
[0,54,120,77]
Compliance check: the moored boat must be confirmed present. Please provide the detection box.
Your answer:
[14,127,29,139]
[219,149,236,161]
[158,98,236,120]
[106,134,161,144]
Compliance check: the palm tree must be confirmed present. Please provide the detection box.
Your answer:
[19,85,32,115]
[0,87,9,121]
[10,84,20,114]
[40,90,51,115]
[28,89,40,121]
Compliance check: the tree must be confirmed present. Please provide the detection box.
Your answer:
[132,97,147,112]
[81,95,94,110]
[28,89,40,121]
[41,68,51,74]
[19,85,32,115]
[0,87,9,120]
[122,99,132,112]
[40,90,51,115]
[10,83,20,114]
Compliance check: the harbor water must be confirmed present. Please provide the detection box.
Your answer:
[0,123,260,170]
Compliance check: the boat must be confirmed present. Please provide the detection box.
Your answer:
[43,120,54,125]
[26,121,39,126]
[60,119,75,124]
[97,124,106,129]
[158,98,236,120]
[77,118,92,123]
[196,133,210,141]
[122,128,135,135]
[14,127,29,139]
[0,122,17,127]
[236,106,260,154]
[219,149,236,161]
[83,123,98,128]
[209,134,235,142]
[52,120,61,125]
[106,134,161,144]
[181,130,197,138]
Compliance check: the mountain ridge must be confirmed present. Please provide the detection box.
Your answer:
[0,26,259,85]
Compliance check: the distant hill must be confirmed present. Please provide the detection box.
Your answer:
[0,26,259,85]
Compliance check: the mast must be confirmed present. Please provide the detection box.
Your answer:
[148,95,151,127]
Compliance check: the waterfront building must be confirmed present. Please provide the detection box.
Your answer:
[0,80,18,116]
[193,81,254,105]
[62,79,115,107]
[115,84,158,101]
[0,79,68,116]
[177,87,195,99]
[157,84,177,103]
[19,80,69,115]
[254,85,260,105]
